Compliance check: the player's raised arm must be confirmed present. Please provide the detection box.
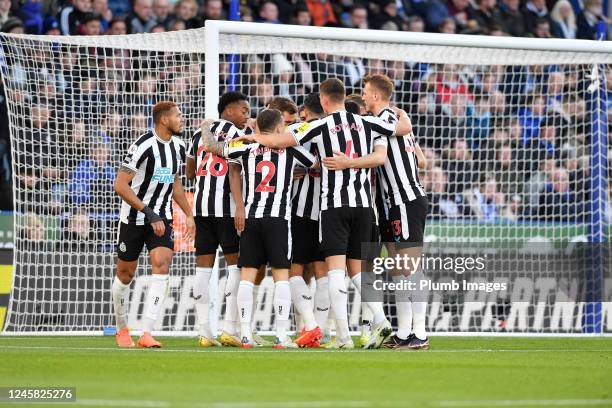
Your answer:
[393,108,413,136]
[322,144,387,170]
[414,140,427,169]
[172,174,195,241]
[198,119,225,156]
[252,128,297,149]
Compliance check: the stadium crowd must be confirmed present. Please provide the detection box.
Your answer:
[1,0,612,249]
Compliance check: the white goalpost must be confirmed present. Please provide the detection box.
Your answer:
[0,21,611,336]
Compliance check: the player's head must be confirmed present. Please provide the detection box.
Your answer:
[319,78,345,114]
[362,74,393,111]
[346,93,367,114]
[302,92,324,121]
[345,100,361,115]
[266,96,298,127]
[153,101,183,136]
[218,91,250,129]
[256,109,284,135]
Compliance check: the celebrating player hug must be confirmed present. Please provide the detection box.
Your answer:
[112,75,429,350]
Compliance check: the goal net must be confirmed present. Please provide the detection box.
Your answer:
[1,22,610,335]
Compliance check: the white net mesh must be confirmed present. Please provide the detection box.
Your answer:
[0,27,610,334]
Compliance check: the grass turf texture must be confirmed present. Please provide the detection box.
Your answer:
[0,337,611,408]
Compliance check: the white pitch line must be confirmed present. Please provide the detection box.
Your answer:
[0,345,612,354]
[7,398,612,408]
[69,399,376,408]
[434,399,612,407]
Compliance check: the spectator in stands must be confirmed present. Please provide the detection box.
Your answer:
[69,140,116,208]
[203,0,223,21]
[577,0,610,40]
[59,0,92,35]
[59,121,89,171]
[92,0,112,32]
[532,17,554,38]
[345,3,368,29]
[293,6,312,26]
[426,166,462,219]
[152,0,172,29]
[107,16,127,34]
[251,78,274,111]
[174,0,200,28]
[80,13,102,35]
[438,18,456,33]
[522,0,551,32]
[550,0,577,39]
[1,16,24,33]
[539,167,584,222]
[518,93,546,145]
[494,143,524,197]
[435,64,472,105]
[150,23,165,32]
[258,1,280,24]
[424,0,449,32]
[61,209,95,251]
[0,0,10,27]
[469,0,506,33]
[443,138,479,195]
[305,0,337,27]
[563,146,589,205]
[490,90,507,119]
[466,93,491,150]
[546,70,566,114]
[128,0,156,33]
[406,15,425,32]
[447,0,471,32]
[240,5,253,22]
[376,0,406,30]
[524,155,556,216]
[464,174,507,221]
[43,16,61,35]
[15,0,43,34]
[169,18,186,31]
[499,0,526,37]
[22,212,45,243]
[272,54,300,98]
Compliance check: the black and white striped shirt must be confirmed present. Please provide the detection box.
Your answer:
[291,110,395,211]
[186,120,243,217]
[120,130,186,225]
[290,122,322,221]
[376,108,427,207]
[224,141,316,220]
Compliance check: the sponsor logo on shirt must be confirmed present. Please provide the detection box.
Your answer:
[151,167,174,184]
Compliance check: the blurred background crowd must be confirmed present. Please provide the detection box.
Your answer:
[1,0,612,250]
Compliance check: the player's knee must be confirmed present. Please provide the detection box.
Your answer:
[151,259,171,274]
[116,266,135,284]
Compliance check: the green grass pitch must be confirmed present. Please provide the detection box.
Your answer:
[0,336,611,408]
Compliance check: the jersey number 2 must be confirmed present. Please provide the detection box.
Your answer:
[256,161,276,192]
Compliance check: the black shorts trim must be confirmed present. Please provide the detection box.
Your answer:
[194,216,239,256]
[238,218,291,269]
[116,220,174,262]
[387,196,429,245]
[319,207,373,260]
[291,216,324,264]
